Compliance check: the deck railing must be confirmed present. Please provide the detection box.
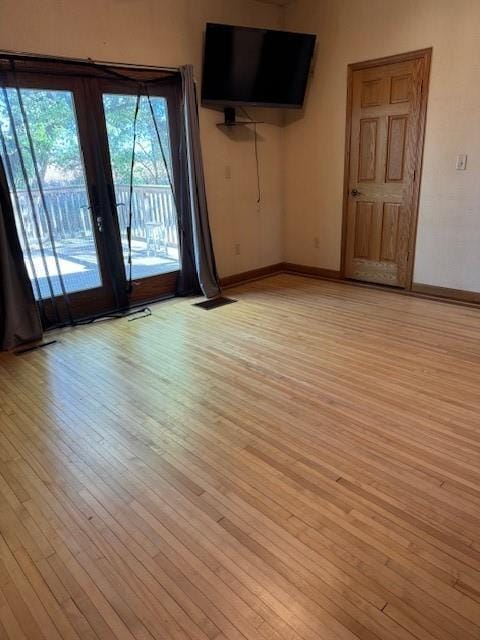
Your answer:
[13,184,178,248]
[113,184,178,248]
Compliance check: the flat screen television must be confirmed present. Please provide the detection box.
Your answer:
[201,23,316,108]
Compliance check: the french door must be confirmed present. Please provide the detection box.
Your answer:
[0,67,181,324]
[95,77,181,305]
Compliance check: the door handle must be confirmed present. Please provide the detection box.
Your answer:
[80,204,103,233]
[351,188,363,197]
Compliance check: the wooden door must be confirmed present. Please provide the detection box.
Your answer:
[343,51,430,287]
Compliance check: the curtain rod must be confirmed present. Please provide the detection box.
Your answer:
[0,48,180,73]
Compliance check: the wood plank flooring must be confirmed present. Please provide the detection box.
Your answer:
[1,273,480,640]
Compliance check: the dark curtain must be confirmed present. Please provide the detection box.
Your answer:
[151,73,200,298]
[179,65,221,299]
[0,155,42,350]
[174,116,201,297]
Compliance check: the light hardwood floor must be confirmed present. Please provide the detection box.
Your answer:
[1,274,480,640]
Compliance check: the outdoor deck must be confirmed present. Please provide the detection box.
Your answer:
[27,241,179,298]
[14,184,180,297]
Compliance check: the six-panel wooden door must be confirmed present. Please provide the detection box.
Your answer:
[344,57,426,287]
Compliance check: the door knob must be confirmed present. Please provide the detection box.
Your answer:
[351,188,363,197]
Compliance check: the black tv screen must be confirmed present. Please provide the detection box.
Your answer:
[201,23,316,108]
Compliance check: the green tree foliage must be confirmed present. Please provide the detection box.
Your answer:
[0,88,82,186]
[103,94,171,186]
[0,88,172,189]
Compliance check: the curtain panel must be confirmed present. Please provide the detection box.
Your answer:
[180,65,221,299]
[0,155,42,350]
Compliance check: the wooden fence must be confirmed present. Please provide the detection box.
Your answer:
[13,184,178,248]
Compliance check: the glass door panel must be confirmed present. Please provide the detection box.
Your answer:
[0,87,105,301]
[102,93,180,282]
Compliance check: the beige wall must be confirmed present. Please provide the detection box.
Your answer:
[3,0,479,292]
[284,0,480,292]
[0,0,284,277]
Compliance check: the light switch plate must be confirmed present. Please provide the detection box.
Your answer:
[456,154,467,170]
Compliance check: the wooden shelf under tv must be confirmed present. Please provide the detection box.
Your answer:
[216,121,263,128]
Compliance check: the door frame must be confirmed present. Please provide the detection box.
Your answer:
[340,48,432,289]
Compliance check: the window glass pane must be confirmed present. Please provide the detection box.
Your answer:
[0,88,103,298]
[102,94,179,280]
